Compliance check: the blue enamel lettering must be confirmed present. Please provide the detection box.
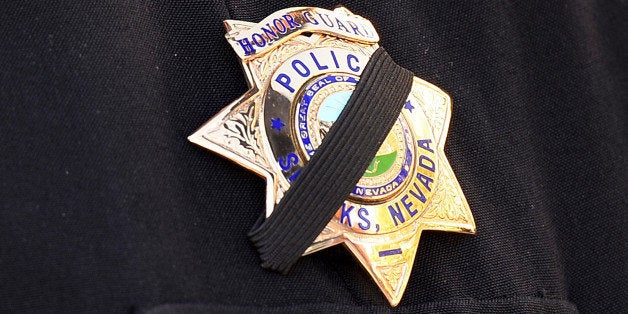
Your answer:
[310,52,329,71]
[347,21,363,36]
[417,172,434,191]
[330,50,340,68]
[408,182,427,203]
[388,203,405,226]
[275,73,294,93]
[261,24,278,39]
[347,54,360,72]
[335,18,349,32]
[251,33,266,47]
[340,203,354,227]
[292,59,310,77]
[282,14,301,28]
[357,208,371,230]
[419,155,435,172]
[273,19,287,34]
[278,152,299,171]
[401,194,417,217]
[287,168,302,182]
[318,13,334,27]
[417,139,434,153]
[238,38,256,55]
[302,11,318,24]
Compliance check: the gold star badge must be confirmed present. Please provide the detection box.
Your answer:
[188,7,475,306]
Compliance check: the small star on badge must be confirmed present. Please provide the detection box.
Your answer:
[270,117,285,131]
[404,100,415,112]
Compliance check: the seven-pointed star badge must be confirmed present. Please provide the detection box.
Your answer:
[188,6,476,306]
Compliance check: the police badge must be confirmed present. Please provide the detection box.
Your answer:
[188,7,475,306]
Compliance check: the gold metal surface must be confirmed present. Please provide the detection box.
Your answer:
[188,7,475,306]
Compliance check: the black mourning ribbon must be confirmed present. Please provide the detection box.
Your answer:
[248,47,414,274]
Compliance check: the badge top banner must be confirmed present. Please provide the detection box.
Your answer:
[225,7,380,59]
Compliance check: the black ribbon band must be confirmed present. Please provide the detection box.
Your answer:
[249,47,414,274]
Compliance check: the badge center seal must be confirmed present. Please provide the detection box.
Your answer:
[263,45,440,235]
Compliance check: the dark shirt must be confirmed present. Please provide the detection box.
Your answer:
[1,1,625,312]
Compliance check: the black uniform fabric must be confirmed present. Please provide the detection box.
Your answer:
[1,1,625,313]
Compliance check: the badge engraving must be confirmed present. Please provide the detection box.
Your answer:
[189,7,475,306]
